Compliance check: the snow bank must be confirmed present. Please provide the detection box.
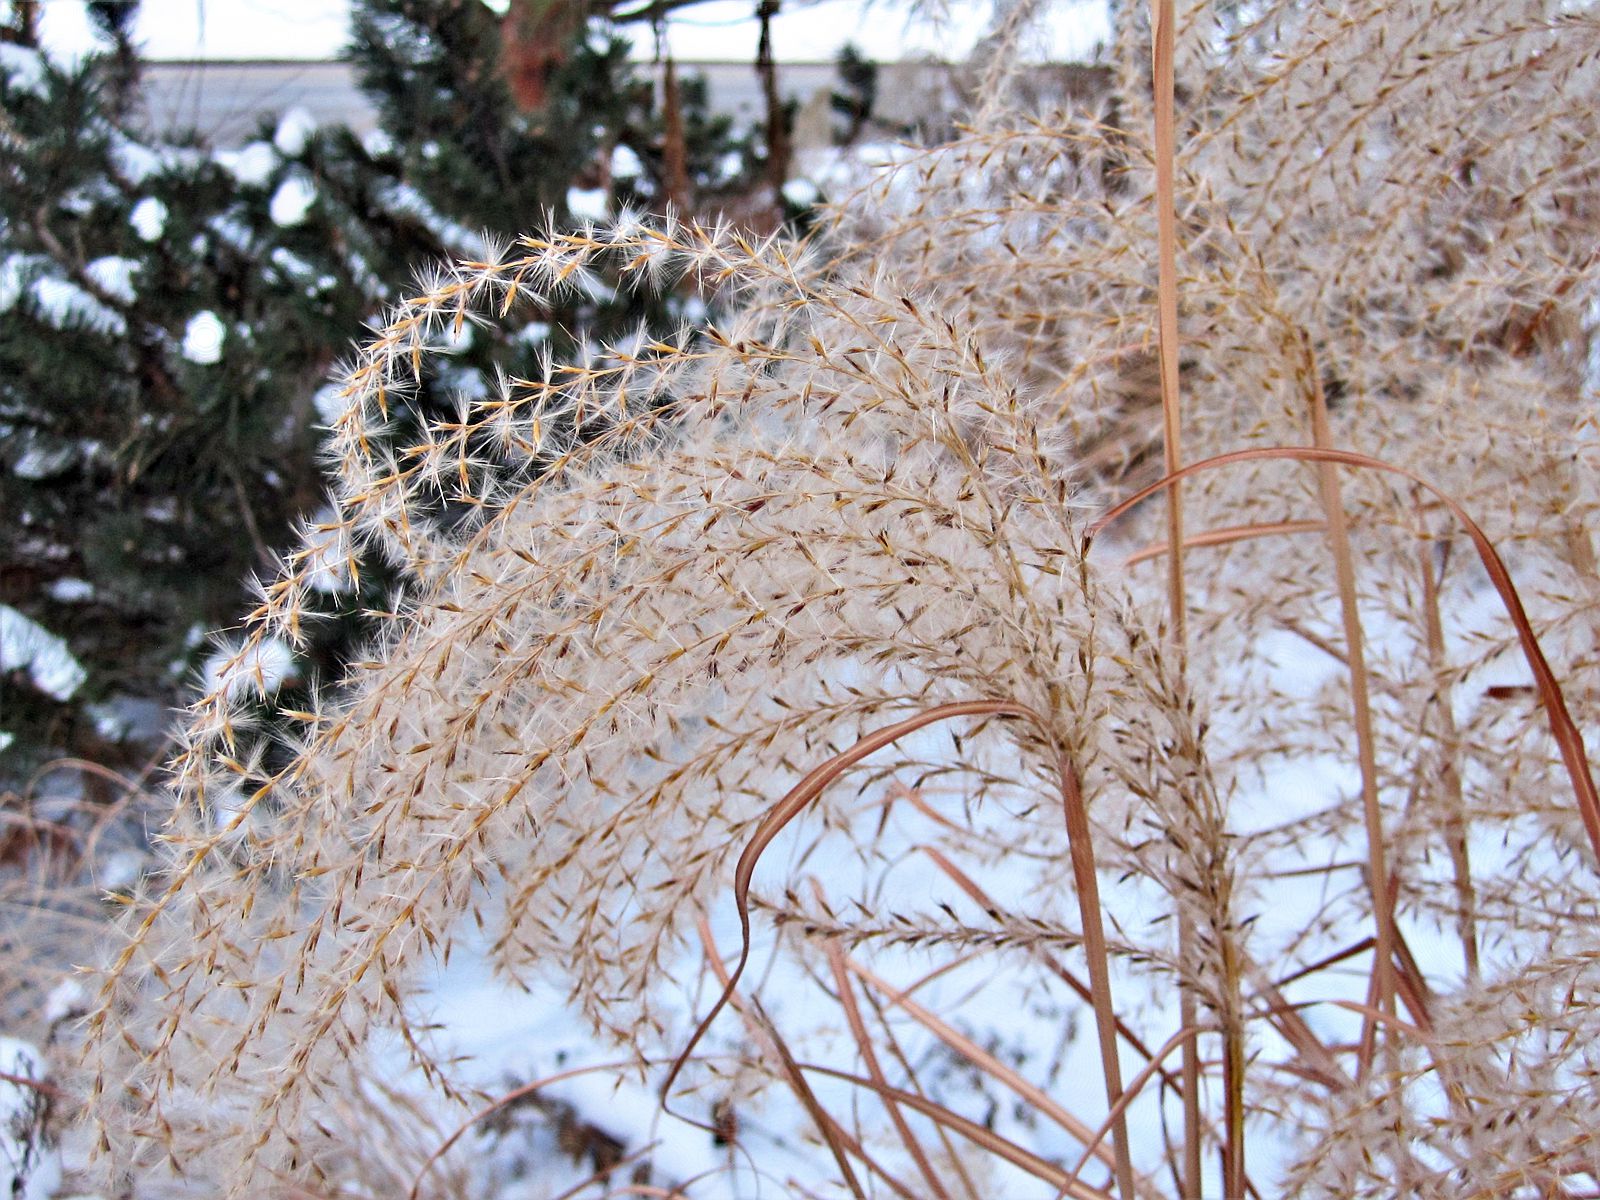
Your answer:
[0,1037,61,1200]
[0,605,87,702]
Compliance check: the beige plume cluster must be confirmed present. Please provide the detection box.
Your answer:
[81,3,1600,1196]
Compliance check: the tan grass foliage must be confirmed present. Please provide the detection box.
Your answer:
[79,1,1600,1196]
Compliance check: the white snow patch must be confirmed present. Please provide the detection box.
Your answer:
[273,106,316,157]
[781,177,820,207]
[380,182,484,254]
[96,848,146,893]
[566,186,609,222]
[270,245,314,278]
[274,106,316,157]
[45,577,94,603]
[343,249,380,296]
[84,255,138,305]
[201,636,297,703]
[312,382,349,425]
[516,320,552,345]
[0,605,87,702]
[43,979,89,1028]
[13,444,74,480]
[181,311,225,364]
[218,140,278,187]
[610,142,643,180]
[1,255,32,311]
[201,781,256,838]
[207,212,253,252]
[87,702,128,740]
[675,293,708,324]
[301,510,354,594]
[269,174,317,227]
[394,946,735,1197]
[129,196,168,242]
[59,186,94,217]
[362,127,395,157]
[0,1037,60,1200]
[714,149,745,183]
[437,365,488,400]
[794,139,920,198]
[29,276,125,334]
[573,268,616,303]
[436,319,473,355]
[109,133,193,184]
[0,42,48,97]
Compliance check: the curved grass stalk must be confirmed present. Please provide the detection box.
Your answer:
[663,698,1141,1200]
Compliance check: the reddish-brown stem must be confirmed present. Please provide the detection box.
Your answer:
[1058,751,1139,1200]
[1148,1,1205,1177]
[1123,519,1326,567]
[812,881,954,1200]
[663,700,1043,1115]
[1305,351,1398,1061]
[1413,499,1480,983]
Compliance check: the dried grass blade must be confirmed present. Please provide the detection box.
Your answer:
[1273,936,1375,989]
[1355,961,1381,1082]
[663,701,1038,1107]
[1248,972,1351,1091]
[1057,752,1139,1200]
[796,1064,1116,1200]
[0,1070,68,1102]
[1150,0,1186,652]
[1063,1025,1201,1197]
[812,881,954,1200]
[1122,519,1326,567]
[1388,921,1434,1034]
[858,984,986,1200]
[1306,359,1398,1075]
[408,1059,680,1200]
[1414,502,1480,982]
[1329,999,1437,1045]
[922,848,1273,1197]
[842,956,1118,1170]
[920,847,1174,1083]
[754,995,879,1200]
[1150,0,1203,1163]
[694,915,874,1199]
[546,1145,659,1200]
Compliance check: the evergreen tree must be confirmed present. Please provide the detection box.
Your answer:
[0,0,755,788]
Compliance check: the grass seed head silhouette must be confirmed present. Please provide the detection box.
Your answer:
[82,2,1600,1196]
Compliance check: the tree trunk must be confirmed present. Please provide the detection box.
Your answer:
[661,54,691,213]
[756,0,790,214]
[5,0,41,45]
[502,0,585,112]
